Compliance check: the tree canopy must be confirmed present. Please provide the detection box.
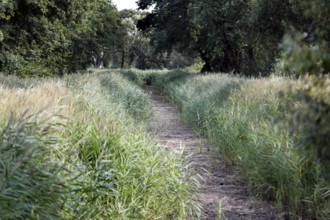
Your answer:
[137,0,330,76]
[0,0,121,76]
[0,0,328,76]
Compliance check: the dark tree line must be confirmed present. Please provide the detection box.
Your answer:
[137,0,330,76]
[1,0,329,76]
[0,0,178,76]
[0,0,122,76]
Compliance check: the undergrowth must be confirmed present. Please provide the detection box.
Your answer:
[0,70,199,219]
[123,69,330,219]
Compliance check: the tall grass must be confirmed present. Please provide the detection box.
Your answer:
[0,113,69,219]
[0,71,199,219]
[140,70,330,219]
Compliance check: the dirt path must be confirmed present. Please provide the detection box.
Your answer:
[144,85,279,220]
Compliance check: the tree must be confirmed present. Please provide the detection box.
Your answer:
[188,0,249,73]
[280,1,330,181]
[70,1,122,69]
[137,0,197,68]
[116,9,144,68]
[0,0,123,75]
[137,0,254,74]
[137,0,326,76]
[280,0,330,76]
[115,9,170,70]
[0,0,94,75]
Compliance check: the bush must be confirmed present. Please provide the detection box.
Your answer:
[289,76,330,181]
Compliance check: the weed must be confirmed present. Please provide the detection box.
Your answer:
[146,70,330,219]
[0,71,199,219]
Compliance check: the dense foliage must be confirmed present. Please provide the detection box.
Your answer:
[0,71,199,219]
[137,0,330,76]
[125,69,330,219]
[1,1,328,219]
[0,0,122,76]
[1,0,329,76]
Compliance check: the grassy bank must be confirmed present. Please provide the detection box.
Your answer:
[122,69,330,219]
[0,70,199,219]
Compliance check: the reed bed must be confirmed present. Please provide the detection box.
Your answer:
[0,71,199,219]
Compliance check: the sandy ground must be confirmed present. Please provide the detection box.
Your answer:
[144,85,279,220]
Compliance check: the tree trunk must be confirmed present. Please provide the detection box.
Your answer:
[201,61,212,73]
[94,52,104,68]
[221,30,240,73]
[246,46,256,76]
[103,52,110,68]
[121,50,125,69]
[200,50,212,73]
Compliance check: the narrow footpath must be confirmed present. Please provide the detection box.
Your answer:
[144,85,279,220]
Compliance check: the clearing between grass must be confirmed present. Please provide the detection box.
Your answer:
[121,69,330,220]
[144,85,278,219]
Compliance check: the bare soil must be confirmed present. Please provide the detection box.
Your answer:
[144,85,280,220]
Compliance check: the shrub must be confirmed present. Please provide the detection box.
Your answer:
[289,76,330,181]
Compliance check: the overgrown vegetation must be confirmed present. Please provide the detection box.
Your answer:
[1,0,329,219]
[0,71,199,219]
[123,69,330,219]
[137,0,329,76]
[2,0,328,76]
